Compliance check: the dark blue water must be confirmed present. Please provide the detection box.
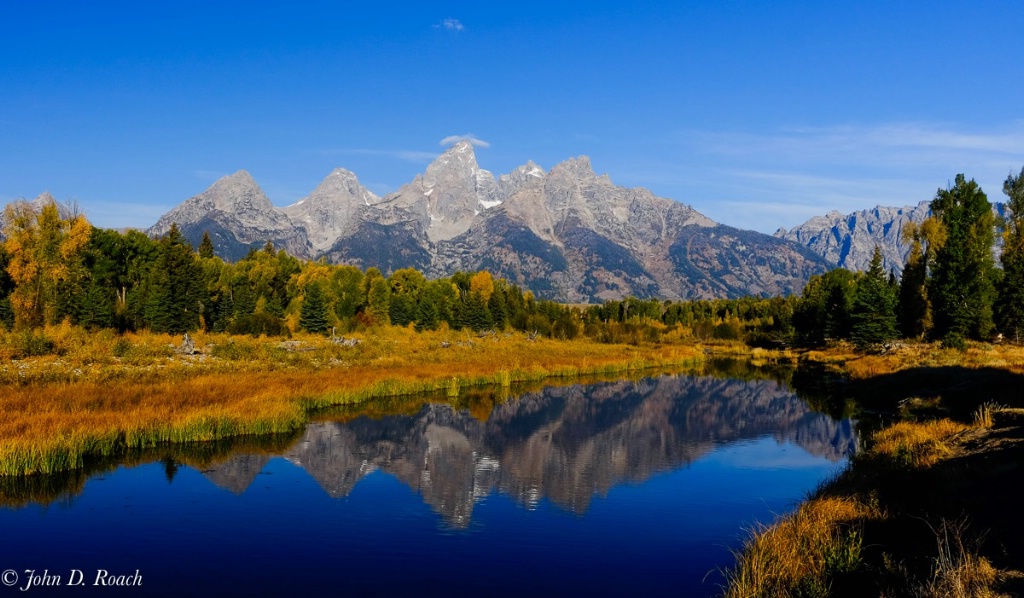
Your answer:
[0,374,855,597]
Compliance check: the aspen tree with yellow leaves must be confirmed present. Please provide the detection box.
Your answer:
[2,199,91,328]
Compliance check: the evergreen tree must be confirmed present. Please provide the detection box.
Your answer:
[792,268,857,346]
[299,282,330,334]
[465,291,493,331]
[232,282,255,317]
[198,231,215,258]
[488,284,508,330]
[388,294,415,327]
[898,222,932,338]
[143,224,203,333]
[213,288,234,332]
[415,292,441,331]
[996,166,1024,342]
[929,174,997,342]
[850,247,898,348]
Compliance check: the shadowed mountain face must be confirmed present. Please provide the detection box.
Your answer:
[201,375,857,527]
[147,143,830,301]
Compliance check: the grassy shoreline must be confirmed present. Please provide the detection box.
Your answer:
[723,342,1024,597]
[8,326,1024,594]
[1,325,719,476]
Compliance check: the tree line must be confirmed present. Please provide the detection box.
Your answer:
[2,167,1022,349]
[0,204,585,339]
[792,168,1024,349]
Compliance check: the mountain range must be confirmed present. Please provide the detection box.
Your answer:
[18,142,1002,301]
[774,202,932,273]
[147,141,831,302]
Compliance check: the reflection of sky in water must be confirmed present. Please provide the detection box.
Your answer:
[704,436,843,470]
[0,374,854,597]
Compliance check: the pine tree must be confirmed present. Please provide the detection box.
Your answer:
[299,282,329,334]
[850,247,898,349]
[213,288,234,332]
[198,231,215,259]
[898,222,932,338]
[465,291,493,331]
[996,166,1024,342]
[792,268,857,346]
[488,285,508,330]
[143,223,203,333]
[929,174,997,342]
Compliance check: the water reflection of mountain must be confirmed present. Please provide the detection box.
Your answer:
[201,375,857,526]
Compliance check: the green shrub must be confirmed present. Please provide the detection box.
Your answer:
[112,337,132,358]
[16,331,56,358]
[941,332,967,352]
[228,313,290,337]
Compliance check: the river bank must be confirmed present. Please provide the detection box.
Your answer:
[724,342,1024,597]
[0,325,717,476]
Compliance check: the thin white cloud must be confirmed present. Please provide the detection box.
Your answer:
[671,121,1024,232]
[688,122,1024,167]
[438,18,464,32]
[439,134,490,148]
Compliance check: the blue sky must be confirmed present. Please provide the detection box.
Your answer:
[2,1,1023,233]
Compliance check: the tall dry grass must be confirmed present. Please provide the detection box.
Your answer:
[722,496,878,598]
[870,419,968,469]
[0,326,707,476]
[722,411,1008,598]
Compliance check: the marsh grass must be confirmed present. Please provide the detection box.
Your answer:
[972,402,1003,429]
[722,496,877,598]
[722,411,1012,598]
[918,518,1001,598]
[0,326,707,476]
[870,419,968,469]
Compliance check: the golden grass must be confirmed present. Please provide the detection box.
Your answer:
[723,413,1011,597]
[972,402,1002,429]
[722,496,878,598]
[920,518,1003,598]
[813,342,1024,381]
[0,326,708,476]
[870,419,969,468]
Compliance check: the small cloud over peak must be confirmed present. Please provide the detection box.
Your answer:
[436,18,464,32]
[439,134,490,148]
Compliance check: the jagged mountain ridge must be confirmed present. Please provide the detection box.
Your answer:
[775,202,932,273]
[777,201,1007,274]
[149,170,310,261]
[146,142,832,301]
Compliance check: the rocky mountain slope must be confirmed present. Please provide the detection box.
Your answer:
[147,142,830,301]
[775,202,932,273]
[149,170,309,261]
[778,201,1007,274]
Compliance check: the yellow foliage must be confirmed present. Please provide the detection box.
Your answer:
[2,199,91,328]
[470,270,494,302]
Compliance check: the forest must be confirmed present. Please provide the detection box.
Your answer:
[2,167,1022,352]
